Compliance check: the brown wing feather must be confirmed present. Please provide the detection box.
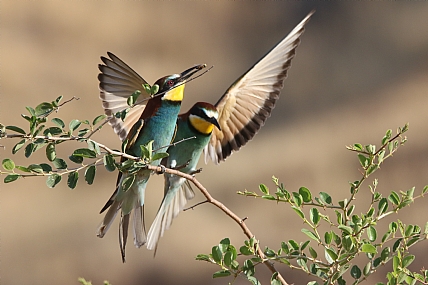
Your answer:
[98,52,151,141]
[204,10,314,164]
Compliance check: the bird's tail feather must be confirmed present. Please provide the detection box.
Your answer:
[97,200,121,238]
[119,213,130,262]
[146,179,195,253]
[133,205,146,248]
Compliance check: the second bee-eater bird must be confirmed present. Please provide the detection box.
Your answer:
[145,10,314,252]
[97,53,205,261]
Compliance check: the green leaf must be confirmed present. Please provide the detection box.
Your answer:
[402,255,415,268]
[28,164,44,173]
[325,248,338,261]
[363,262,371,276]
[259,184,269,195]
[4,174,20,183]
[40,163,52,172]
[358,154,368,168]
[69,154,84,164]
[243,259,255,276]
[35,102,54,117]
[353,143,363,151]
[223,251,233,267]
[103,154,116,172]
[87,140,101,155]
[392,255,399,273]
[367,226,377,242]
[211,245,222,263]
[388,191,400,205]
[150,84,159,95]
[319,192,332,204]
[52,118,65,128]
[55,95,63,105]
[302,229,319,242]
[351,265,362,279]
[325,231,333,245]
[85,165,96,185]
[67,171,79,189]
[219,238,230,252]
[338,225,353,235]
[291,192,302,206]
[378,197,388,215]
[308,246,318,258]
[127,90,141,106]
[195,254,210,261]
[92,114,107,125]
[69,119,81,132]
[381,247,390,262]
[151,152,169,162]
[6,125,26,134]
[310,208,320,225]
[291,206,305,219]
[77,128,89,137]
[46,174,61,188]
[43,126,63,136]
[45,143,56,161]
[12,139,26,154]
[289,240,299,250]
[24,143,35,158]
[121,174,135,192]
[52,158,67,169]
[15,165,30,172]
[72,148,97,158]
[299,187,312,202]
[361,244,377,254]
[240,245,253,255]
[212,270,231,278]
[2,158,15,171]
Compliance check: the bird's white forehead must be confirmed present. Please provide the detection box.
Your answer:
[203,108,218,119]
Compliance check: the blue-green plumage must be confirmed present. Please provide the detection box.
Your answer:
[97,59,206,262]
[146,103,220,251]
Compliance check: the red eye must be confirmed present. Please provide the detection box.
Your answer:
[167,80,174,87]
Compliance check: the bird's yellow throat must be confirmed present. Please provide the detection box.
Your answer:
[163,84,185,101]
[189,115,214,135]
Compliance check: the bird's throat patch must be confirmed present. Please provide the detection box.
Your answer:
[189,115,214,135]
[163,84,185,101]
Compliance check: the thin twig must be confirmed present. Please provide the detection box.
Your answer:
[147,164,289,285]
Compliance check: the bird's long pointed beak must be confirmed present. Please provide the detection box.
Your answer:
[210,117,221,131]
[178,64,207,82]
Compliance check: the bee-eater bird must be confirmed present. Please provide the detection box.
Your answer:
[145,10,314,252]
[97,55,206,261]
[98,10,314,257]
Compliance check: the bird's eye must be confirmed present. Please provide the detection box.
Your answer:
[167,80,174,87]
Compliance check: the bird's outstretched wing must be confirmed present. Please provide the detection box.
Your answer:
[204,10,314,164]
[98,52,151,141]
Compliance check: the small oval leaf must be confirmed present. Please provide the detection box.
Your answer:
[67,171,79,189]
[84,165,96,185]
[46,174,62,188]
[4,174,20,183]
[2,158,15,171]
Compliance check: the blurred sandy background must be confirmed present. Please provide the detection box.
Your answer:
[1,2,428,285]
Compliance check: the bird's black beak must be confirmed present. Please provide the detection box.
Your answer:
[178,64,207,82]
[210,117,221,131]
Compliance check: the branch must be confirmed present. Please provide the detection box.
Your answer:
[147,164,290,285]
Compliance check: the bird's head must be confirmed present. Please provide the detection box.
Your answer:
[154,64,206,102]
[188,102,221,135]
